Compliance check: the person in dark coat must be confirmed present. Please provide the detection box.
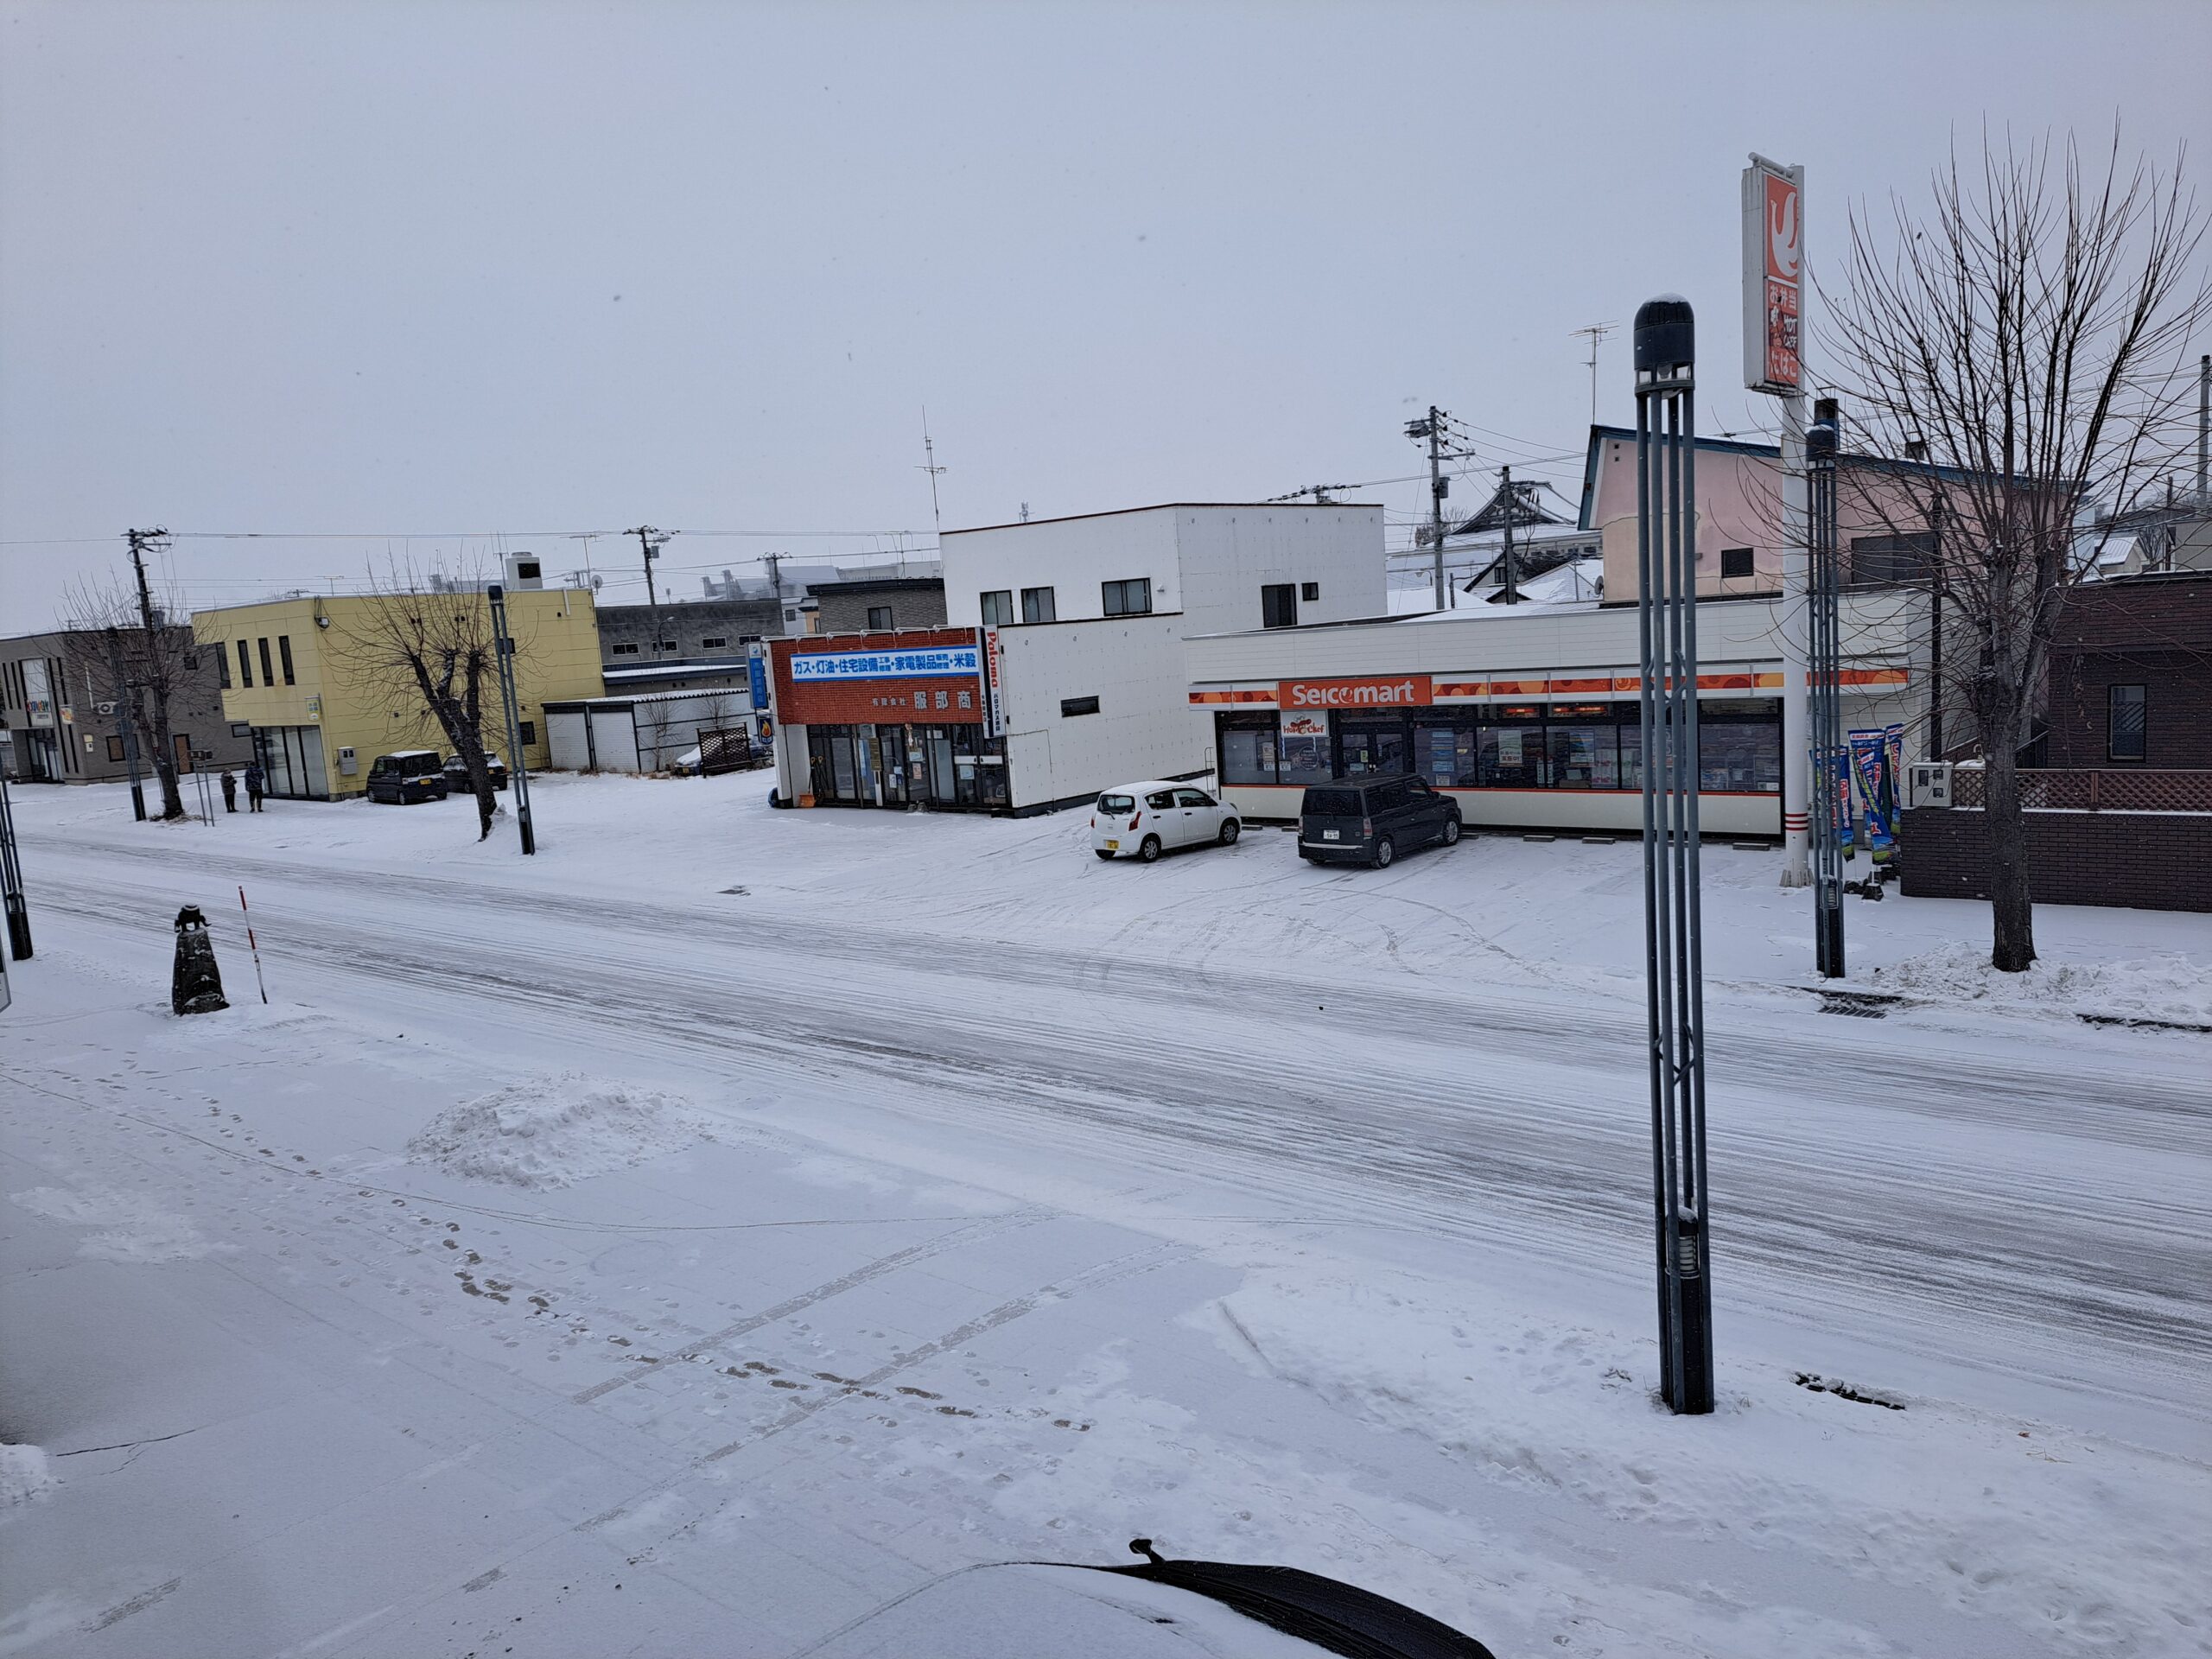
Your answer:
[245,760,266,811]
[220,769,238,812]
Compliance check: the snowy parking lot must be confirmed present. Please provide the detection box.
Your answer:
[3,772,2209,1657]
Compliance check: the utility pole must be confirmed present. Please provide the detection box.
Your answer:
[1499,465,1521,604]
[1633,294,1713,1415]
[486,584,536,855]
[627,525,669,661]
[125,528,185,819]
[2196,353,2208,512]
[1407,408,1449,610]
[0,771,29,960]
[919,410,947,538]
[103,627,146,821]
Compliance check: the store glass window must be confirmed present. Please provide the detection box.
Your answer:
[1412,721,1480,788]
[1217,714,1279,785]
[1546,703,1621,788]
[1698,702,1782,791]
[1478,707,1548,787]
[1278,715,1332,784]
[1338,716,1407,776]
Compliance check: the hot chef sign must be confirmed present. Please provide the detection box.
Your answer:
[1278,675,1433,709]
[790,645,982,683]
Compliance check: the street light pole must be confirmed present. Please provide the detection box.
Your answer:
[486,584,536,855]
[1635,295,1713,1415]
[1808,412,1846,977]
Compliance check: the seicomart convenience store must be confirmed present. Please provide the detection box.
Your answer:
[1187,588,1920,836]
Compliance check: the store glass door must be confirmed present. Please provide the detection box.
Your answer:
[925,728,958,807]
[875,725,909,805]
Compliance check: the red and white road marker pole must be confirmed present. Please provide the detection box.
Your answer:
[238,885,268,1005]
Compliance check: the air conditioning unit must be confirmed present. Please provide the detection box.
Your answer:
[504,553,544,591]
[1907,761,1952,809]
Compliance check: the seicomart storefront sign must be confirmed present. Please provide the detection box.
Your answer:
[789,645,981,683]
[1279,675,1432,710]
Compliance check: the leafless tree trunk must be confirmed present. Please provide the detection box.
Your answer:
[1822,129,2208,970]
[336,563,516,841]
[58,579,193,819]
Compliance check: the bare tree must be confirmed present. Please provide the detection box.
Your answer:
[1822,129,2209,970]
[335,563,517,840]
[58,575,193,819]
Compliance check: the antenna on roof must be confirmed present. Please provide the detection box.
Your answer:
[1573,322,1617,425]
[918,409,947,538]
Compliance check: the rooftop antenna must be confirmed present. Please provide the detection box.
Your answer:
[918,408,947,537]
[1573,321,1617,424]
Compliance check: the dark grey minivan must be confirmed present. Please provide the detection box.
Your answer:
[1298,773,1461,868]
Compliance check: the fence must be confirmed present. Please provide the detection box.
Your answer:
[1948,767,2212,814]
[696,728,761,776]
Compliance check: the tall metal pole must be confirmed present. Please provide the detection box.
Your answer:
[0,771,30,960]
[486,584,536,855]
[103,626,147,822]
[1808,415,1845,977]
[1635,295,1713,1415]
[2197,353,2208,512]
[1778,393,1812,887]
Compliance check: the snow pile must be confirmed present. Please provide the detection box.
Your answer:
[0,1444,54,1509]
[406,1073,713,1189]
[1866,941,2212,1024]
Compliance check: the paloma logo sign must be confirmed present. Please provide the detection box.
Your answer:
[1279,676,1433,709]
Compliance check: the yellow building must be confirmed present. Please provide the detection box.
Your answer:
[191,587,605,799]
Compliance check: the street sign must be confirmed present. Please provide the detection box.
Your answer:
[1742,156,1803,394]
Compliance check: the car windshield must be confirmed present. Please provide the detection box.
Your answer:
[1303,788,1363,817]
[1098,793,1135,813]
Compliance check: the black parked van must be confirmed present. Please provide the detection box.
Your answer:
[365,750,450,804]
[1298,772,1461,868]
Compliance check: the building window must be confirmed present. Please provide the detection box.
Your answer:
[868,607,894,630]
[980,590,1014,626]
[2108,683,2146,761]
[1262,583,1299,628]
[257,638,275,686]
[1103,577,1153,617]
[217,646,232,689]
[611,642,639,656]
[1849,532,1935,586]
[1060,696,1100,718]
[1021,586,1057,624]
[106,734,126,762]
[701,636,727,650]
[278,635,296,684]
[1301,582,1319,601]
[1720,547,1755,579]
[1217,713,1279,784]
[519,720,537,746]
[237,639,255,688]
[658,639,678,652]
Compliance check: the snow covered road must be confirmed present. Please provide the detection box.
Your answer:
[5,776,2209,1658]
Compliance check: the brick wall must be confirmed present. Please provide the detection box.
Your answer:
[1900,806,2212,912]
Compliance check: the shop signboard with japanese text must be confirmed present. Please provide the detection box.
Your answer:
[771,631,991,728]
[1742,156,1803,395]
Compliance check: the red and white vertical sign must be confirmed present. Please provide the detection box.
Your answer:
[1742,155,1803,395]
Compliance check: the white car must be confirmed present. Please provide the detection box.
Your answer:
[1090,781,1240,862]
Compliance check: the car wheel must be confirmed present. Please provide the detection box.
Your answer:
[1094,849,1116,861]
[1441,814,1461,846]
[1372,835,1395,869]
[1217,819,1241,846]
[1139,835,1163,864]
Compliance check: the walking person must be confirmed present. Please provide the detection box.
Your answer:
[220,769,238,813]
[245,760,266,812]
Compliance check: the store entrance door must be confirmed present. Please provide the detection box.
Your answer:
[874,725,908,806]
[925,728,958,807]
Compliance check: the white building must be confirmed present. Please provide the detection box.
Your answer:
[770,503,1387,815]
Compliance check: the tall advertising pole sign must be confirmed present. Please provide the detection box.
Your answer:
[1745,155,1815,893]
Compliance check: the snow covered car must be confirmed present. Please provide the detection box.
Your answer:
[1090,782,1240,862]
[441,751,507,793]
[365,750,449,804]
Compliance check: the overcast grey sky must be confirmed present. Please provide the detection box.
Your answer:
[3,0,2207,626]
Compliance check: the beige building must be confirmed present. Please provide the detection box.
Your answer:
[191,588,604,799]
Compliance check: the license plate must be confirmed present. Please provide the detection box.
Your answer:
[1104,840,1119,850]
[1323,830,1341,841]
